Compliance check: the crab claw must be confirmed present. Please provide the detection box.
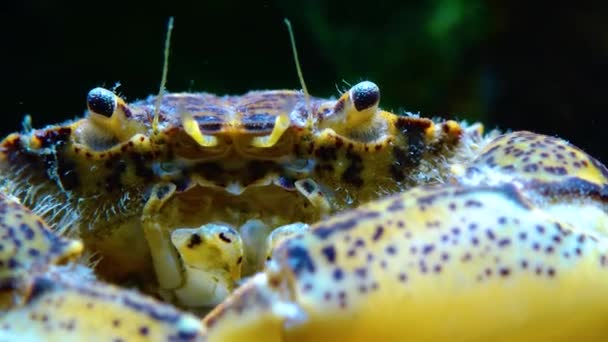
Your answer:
[461,131,608,234]
[202,182,608,341]
[202,272,307,342]
[0,193,83,309]
[0,193,205,341]
[0,270,206,341]
[264,222,309,262]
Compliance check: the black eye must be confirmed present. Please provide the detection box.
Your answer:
[350,81,380,112]
[87,87,117,117]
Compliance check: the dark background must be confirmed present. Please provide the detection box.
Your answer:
[2,1,607,164]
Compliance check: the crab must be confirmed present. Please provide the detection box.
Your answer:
[0,74,479,310]
[1,86,607,342]
[0,22,607,341]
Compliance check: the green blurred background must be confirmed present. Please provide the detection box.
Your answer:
[2,1,607,163]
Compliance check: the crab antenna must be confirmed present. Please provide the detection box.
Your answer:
[153,16,174,134]
[284,18,312,127]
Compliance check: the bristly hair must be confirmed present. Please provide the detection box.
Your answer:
[2,162,79,237]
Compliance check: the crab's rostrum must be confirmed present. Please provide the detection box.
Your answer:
[0,80,606,341]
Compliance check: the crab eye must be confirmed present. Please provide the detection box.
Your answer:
[78,87,146,150]
[350,81,380,112]
[319,81,384,139]
[87,87,117,117]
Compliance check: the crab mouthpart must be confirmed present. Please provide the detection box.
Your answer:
[170,224,244,307]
